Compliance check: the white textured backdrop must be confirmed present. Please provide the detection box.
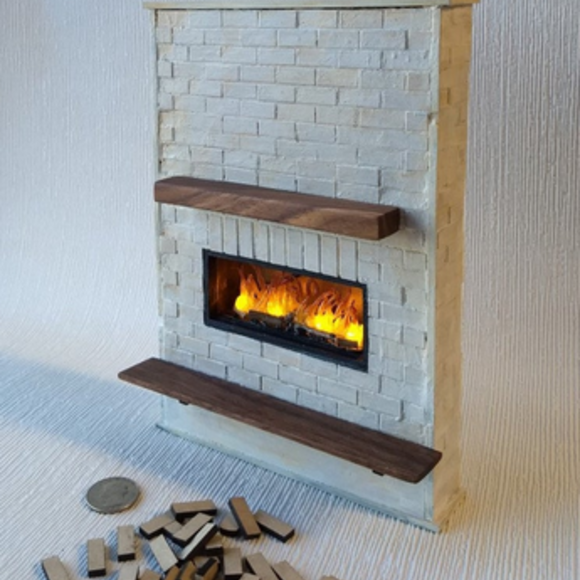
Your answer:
[1,1,578,579]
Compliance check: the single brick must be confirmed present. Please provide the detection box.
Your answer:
[321,235,338,276]
[296,87,337,106]
[258,48,296,66]
[276,66,316,86]
[278,29,317,47]
[299,10,337,28]
[339,10,383,29]
[296,48,338,67]
[360,391,402,418]
[262,377,298,404]
[318,29,359,49]
[241,65,275,83]
[258,83,296,103]
[318,377,358,405]
[360,30,407,50]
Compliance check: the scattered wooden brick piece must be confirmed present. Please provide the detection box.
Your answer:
[139,570,162,580]
[203,532,224,557]
[228,497,261,539]
[245,553,278,580]
[172,513,213,547]
[223,547,243,580]
[272,561,305,580]
[254,510,295,542]
[164,566,180,580]
[176,560,197,580]
[178,523,218,561]
[219,514,240,537]
[87,538,107,577]
[240,575,260,580]
[41,557,70,580]
[140,513,175,539]
[171,500,217,520]
[164,520,184,540]
[196,557,220,580]
[118,563,139,580]
[149,535,178,573]
[117,525,136,561]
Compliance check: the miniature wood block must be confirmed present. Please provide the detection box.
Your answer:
[203,532,223,557]
[178,523,218,561]
[164,567,181,580]
[240,576,261,580]
[117,525,136,562]
[140,513,175,539]
[149,535,179,573]
[139,570,162,580]
[219,514,240,537]
[118,563,139,580]
[272,561,305,580]
[87,538,107,578]
[173,513,213,547]
[228,497,261,539]
[254,510,295,542]
[172,500,217,520]
[196,558,220,580]
[164,520,184,539]
[245,553,278,580]
[176,561,197,580]
[223,548,243,580]
[41,557,70,580]
[118,358,442,483]
[155,176,400,241]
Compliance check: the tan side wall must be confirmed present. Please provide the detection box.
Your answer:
[433,5,472,525]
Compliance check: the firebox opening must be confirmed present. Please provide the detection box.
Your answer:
[204,250,368,370]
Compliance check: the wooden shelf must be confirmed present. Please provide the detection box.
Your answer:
[118,358,441,483]
[155,176,400,241]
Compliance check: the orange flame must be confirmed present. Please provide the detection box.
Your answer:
[234,268,364,350]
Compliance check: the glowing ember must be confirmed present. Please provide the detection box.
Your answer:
[234,267,364,350]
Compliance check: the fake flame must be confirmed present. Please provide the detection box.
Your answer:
[234,268,364,350]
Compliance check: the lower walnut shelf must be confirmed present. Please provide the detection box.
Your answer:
[118,358,441,484]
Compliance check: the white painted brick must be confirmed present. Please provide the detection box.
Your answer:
[259,171,296,192]
[205,29,242,46]
[156,27,172,44]
[257,84,295,103]
[263,343,301,367]
[320,236,338,276]
[189,80,221,97]
[379,416,423,443]
[280,365,317,391]
[236,219,253,258]
[318,377,357,405]
[277,103,315,123]
[221,46,257,65]
[240,135,277,156]
[258,48,296,66]
[360,30,407,50]
[381,90,432,111]
[299,10,337,29]
[222,10,258,28]
[404,401,426,424]
[191,164,223,181]
[316,68,359,88]
[223,116,258,135]
[302,231,320,272]
[176,238,198,257]
[338,88,380,108]
[339,10,383,29]
[296,48,338,68]
[205,97,239,116]
[159,125,174,143]
[254,221,270,262]
[207,214,223,252]
[383,8,432,31]
[223,216,238,255]
[178,336,209,357]
[406,30,433,51]
[406,72,431,91]
[158,60,172,78]
[360,109,405,130]
[403,327,427,349]
[225,167,257,185]
[360,70,406,90]
[158,43,188,63]
[269,225,286,265]
[315,105,358,126]
[259,120,295,139]
[240,65,275,83]
[405,111,429,132]
[228,366,261,391]
[174,62,207,80]
[404,249,427,272]
[316,144,357,165]
[337,165,379,186]
[163,331,178,350]
[240,28,277,47]
[174,95,206,114]
[157,11,187,28]
[381,169,426,191]
[241,100,275,120]
[211,343,244,367]
[161,78,189,95]
[166,348,194,369]
[358,147,403,169]
[338,367,380,392]
[382,50,432,71]
[318,30,359,49]
[188,46,221,63]
[173,28,204,45]
[337,49,381,70]
[296,86,337,106]
[244,353,278,379]
[227,332,262,356]
[189,146,222,166]
[296,122,335,143]
[195,356,227,380]
[297,177,335,198]
[159,236,177,255]
[358,261,380,283]
[370,319,402,342]
[276,66,315,86]
[338,238,357,281]
[260,155,296,174]
[405,151,429,172]
[260,10,297,29]
[224,150,258,170]
[338,403,379,429]
[336,183,379,204]
[262,378,298,403]
[163,300,178,318]
[297,159,335,180]
[360,391,401,418]
[278,29,317,47]
[297,391,337,416]
[162,144,189,161]
[205,65,240,82]
[162,253,194,273]
[286,228,303,269]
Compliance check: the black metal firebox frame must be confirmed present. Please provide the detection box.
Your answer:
[203,249,369,371]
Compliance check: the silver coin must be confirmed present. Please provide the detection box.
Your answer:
[86,477,140,514]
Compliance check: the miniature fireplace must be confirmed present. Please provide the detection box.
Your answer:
[120,0,477,531]
[205,251,368,369]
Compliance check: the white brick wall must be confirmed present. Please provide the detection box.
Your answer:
[155,7,436,445]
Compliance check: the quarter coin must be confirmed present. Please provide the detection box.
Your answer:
[86,477,140,514]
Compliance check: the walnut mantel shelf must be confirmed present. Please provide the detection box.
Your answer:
[119,358,441,483]
[155,176,401,241]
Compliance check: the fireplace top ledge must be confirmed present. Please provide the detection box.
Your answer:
[145,0,478,10]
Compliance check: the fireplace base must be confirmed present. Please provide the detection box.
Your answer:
[159,397,461,532]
